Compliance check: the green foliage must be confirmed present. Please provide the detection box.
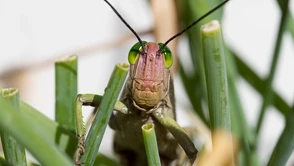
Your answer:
[177,0,294,165]
[0,0,293,165]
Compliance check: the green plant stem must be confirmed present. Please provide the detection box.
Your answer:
[0,88,27,166]
[0,97,73,166]
[55,55,78,131]
[80,63,129,166]
[267,104,294,166]
[201,20,231,131]
[256,0,289,135]
[142,123,161,166]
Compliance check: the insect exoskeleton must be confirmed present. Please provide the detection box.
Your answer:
[128,42,173,109]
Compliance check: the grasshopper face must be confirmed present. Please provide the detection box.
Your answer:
[128,42,173,109]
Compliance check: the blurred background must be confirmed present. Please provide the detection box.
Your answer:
[0,0,293,165]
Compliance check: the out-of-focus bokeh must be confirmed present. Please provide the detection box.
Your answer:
[0,0,293,165]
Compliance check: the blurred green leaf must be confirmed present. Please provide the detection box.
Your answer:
[267,105,294,166]
[20,101,77,157]
[225,48,259,166]
[231,51,291,115]
[256,0,290,134]
[0,97,73,166]
[276,0,294,38]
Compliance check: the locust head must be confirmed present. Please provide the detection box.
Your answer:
[128,42,173,109]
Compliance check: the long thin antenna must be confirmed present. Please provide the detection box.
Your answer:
[104,0,145,52]
[160,0,230,51]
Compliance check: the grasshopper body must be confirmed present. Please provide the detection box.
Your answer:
[109,42,179,166]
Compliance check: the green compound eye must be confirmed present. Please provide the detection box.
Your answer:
[158,43,173,68]
[128,41,147,65]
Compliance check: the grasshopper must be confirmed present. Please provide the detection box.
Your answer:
[74,0,229,165]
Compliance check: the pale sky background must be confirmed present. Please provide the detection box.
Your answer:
[0,0,293,165]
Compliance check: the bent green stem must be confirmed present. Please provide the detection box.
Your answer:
[256,0,289,135]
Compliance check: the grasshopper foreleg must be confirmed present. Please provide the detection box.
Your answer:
[152,109,198,165]
[74,94,128,165]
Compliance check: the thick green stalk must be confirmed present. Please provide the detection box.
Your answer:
[80,63,129,166]
[256,0,289,134]
[55,55,78,131]
[0,88,27,166]
[201,20,231,131]
[142,123,161,166]
[0,97,73,166]
[267,104,294,166]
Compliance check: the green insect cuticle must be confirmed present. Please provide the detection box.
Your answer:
[128,41,147,65]
[158,43,173,69]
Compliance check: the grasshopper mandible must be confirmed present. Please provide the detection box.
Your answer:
[74,0,230,165]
